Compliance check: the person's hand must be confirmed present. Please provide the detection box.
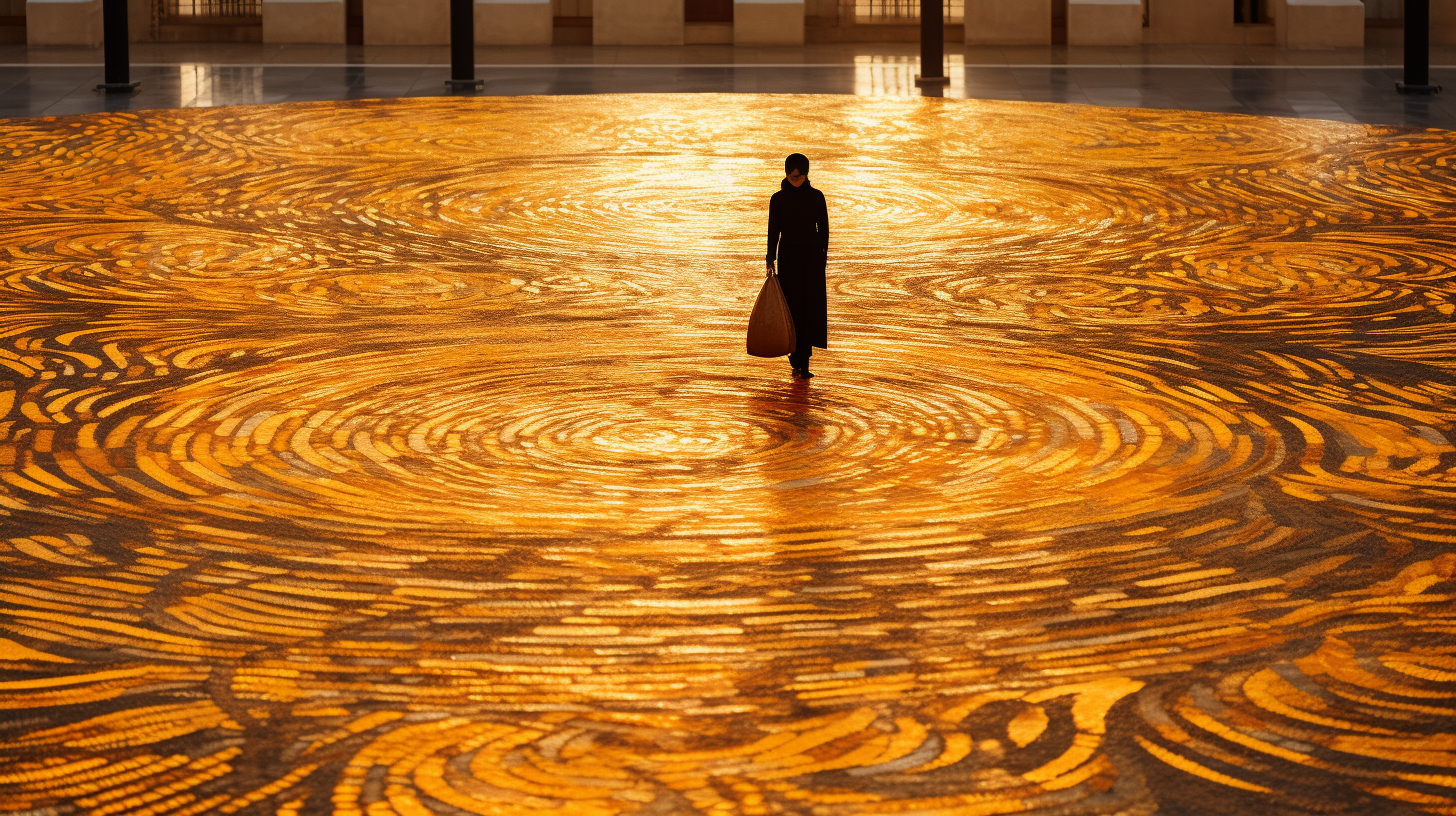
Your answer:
[766,263,775,276]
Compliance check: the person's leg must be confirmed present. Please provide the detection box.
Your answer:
[790,338,813,374]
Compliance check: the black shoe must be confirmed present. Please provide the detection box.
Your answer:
[795,368,814,379]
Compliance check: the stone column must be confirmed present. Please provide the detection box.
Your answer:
[98,0,137,91]
[446,0,483,89]
[916,0,947,90]
[1399,0,1442,92]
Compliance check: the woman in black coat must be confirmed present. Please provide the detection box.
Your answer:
[766,153,829,379]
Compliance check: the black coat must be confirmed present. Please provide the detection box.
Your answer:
[766,179,829,349]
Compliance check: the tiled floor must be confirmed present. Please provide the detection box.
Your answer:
[4,92,1456,816]
[0,42,1453,127]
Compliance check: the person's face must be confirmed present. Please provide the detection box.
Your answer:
[787,168,807,187]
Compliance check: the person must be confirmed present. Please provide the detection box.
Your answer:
[766,153,829,379]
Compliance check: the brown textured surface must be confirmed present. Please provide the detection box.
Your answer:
[0,95,1454,815]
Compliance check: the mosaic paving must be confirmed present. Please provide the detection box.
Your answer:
[0,95,1454,815]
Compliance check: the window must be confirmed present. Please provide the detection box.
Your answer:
[856,0,963,24]
[160,0,260,18]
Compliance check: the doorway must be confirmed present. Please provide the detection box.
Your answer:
[0,0,22,44]
[686,0,733,23]
[1233,0,1270,24]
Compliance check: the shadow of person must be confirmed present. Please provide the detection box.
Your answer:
[738,376,833,531]
[742,376,819,447]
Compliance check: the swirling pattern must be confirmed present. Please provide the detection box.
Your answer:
[0,95,1454,815]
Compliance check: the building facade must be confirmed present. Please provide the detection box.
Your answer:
[18,0,1456,48]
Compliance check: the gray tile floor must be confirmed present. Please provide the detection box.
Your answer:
[1,43,1452,128]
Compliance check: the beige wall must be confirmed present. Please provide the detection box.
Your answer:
[735,2,803,44]
[594,0,682,44]
[1275,0,1364,48]
[1432,0,1456,45]
[365,0,450,44]
[1145,0,1236,44]
[1068,0,1142,46]
[128,0,150,41]
[478,2,553,44]
[27,0,103,46]
[964,0,1050,45]
[263,1,346,44]
[685,22,732,42]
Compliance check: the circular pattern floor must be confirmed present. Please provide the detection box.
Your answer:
[0,95,1454,815]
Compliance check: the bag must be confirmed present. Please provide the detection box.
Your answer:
[747,272,797,358]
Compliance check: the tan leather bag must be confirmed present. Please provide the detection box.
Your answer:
[747,272,797,358]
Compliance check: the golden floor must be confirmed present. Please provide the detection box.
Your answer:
[0,95,1454,815]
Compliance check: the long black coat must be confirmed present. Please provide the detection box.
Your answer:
[766,179,829,349]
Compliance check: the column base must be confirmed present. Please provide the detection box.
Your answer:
[1396,83,1443,94]
[913,75,950,86]
[446,79,485,91]
[95,82,140,94]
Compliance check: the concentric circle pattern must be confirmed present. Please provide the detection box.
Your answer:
[0,95,1454,815]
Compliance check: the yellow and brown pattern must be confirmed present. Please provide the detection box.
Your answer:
[0,94,1454,815]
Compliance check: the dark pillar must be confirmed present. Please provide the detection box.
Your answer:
[1398,0,1442,94]
[96,0,139,94]
[914,0,948,93]
[446,0,484,91]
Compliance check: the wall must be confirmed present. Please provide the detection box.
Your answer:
[1437,0,1456,45]
[1144,0,1241,44]
[554,0,592,16]
[129,0,149,41]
